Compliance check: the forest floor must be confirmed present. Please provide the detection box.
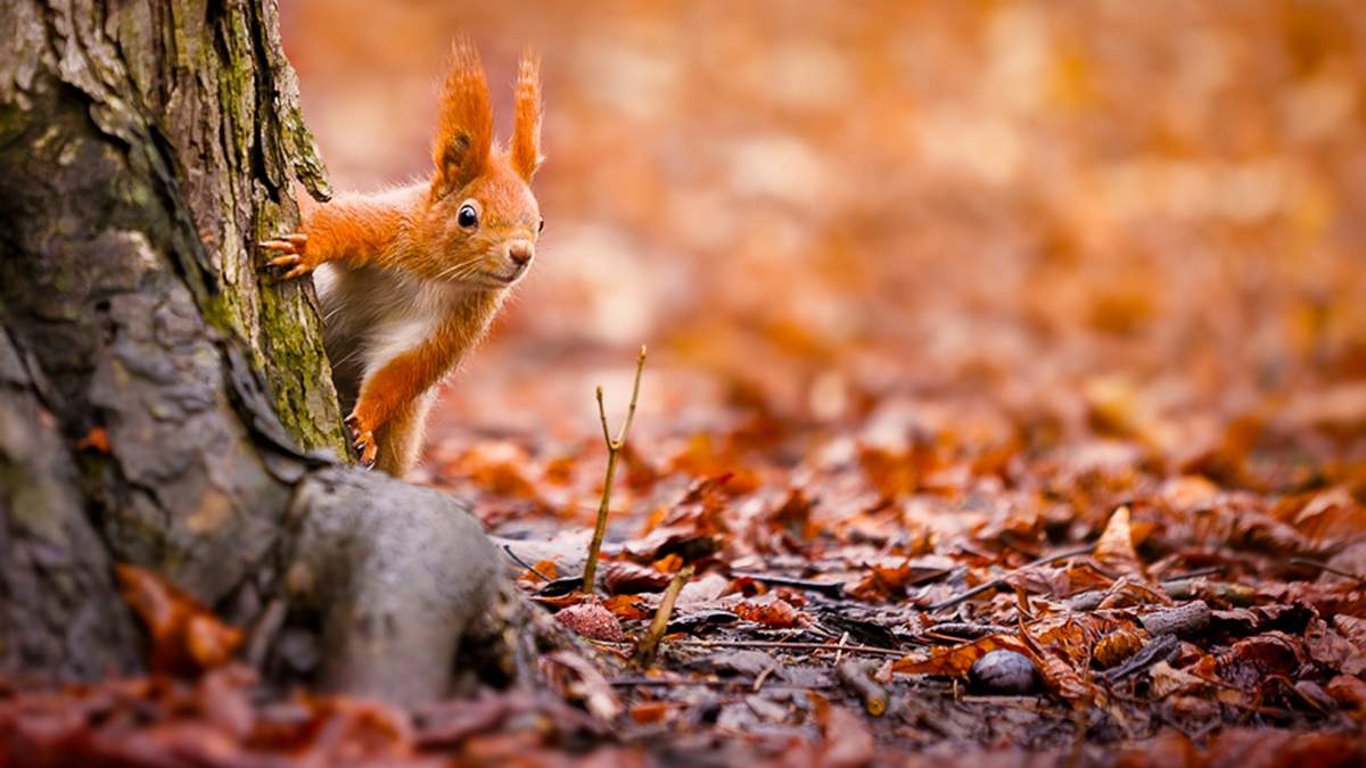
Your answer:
[3,1,1365,766]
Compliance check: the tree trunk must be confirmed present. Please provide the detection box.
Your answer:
[0,0,525,705]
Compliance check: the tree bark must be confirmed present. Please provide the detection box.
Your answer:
[0,0,521,705]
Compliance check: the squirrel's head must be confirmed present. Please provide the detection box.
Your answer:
[424,40,543,289]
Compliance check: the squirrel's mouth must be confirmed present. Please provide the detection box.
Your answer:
[470,268,525,288]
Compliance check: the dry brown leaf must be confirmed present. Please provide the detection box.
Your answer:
[1094,506,1145,579]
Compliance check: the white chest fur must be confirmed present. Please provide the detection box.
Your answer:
[315,263,468,400]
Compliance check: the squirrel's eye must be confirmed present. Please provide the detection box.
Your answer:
[457,204,479,229]
[538,219,545,234]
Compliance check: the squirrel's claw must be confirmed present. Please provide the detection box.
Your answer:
[281,263,316,280]
[352,431,377,468]
[259,233,314,280]
[344,414,378,468]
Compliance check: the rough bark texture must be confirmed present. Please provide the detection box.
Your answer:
[0,0,511,704]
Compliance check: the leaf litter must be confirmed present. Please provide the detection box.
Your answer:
[6,0,1366,765]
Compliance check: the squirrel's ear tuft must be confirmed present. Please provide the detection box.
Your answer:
[434,37,494,191]
[511,48,543,182]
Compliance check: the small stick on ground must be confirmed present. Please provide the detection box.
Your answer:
[837,659,890,716]
[833,631,851,665]
[501,544,552,582]
[581,345,647,594]
[752,662,780,692]
[669,639,906,658]
[1290,557,1366,585]
[635,564,694,668]
[731,571,845,597]
[1138,600,1210,638]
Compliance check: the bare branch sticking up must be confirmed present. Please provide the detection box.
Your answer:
[581,345,648,593]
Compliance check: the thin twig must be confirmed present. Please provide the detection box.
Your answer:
[752,662,780,692]
[608,677,836,690]
[669,639,905,658]
[1159,566,1223,581]
[837,660,889,717]
[1290,557,1366,585]
[635,564,693,667]
[501,544,552,582]
[581,345,647,594]
[833,631,851,665]
[731,571,845,597]
[926,544,1095,612]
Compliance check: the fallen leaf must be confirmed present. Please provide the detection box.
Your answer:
[115,563,242,675]
[1094,506,1145,579]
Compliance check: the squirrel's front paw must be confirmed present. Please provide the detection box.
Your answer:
[344,414,378,468]
[259,233,315,280]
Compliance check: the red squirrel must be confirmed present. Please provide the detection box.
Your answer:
[262,41,543,476]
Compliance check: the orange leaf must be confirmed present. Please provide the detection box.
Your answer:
[629,700,674,724]
[115,563,242,675]
[602,594,652,621]
[734,596,807,628]
[895,634,1033,677]
[76,426,110,453]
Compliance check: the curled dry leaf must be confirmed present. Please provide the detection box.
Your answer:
[1197,632,1309,690]
[1094,505,1146,579]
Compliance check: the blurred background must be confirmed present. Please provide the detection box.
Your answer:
[282,1,1364,530]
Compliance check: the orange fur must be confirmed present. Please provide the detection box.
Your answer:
[262,42,544,477]
[348,291,504,438]
[435,38,493,191]
[511,49,543,181]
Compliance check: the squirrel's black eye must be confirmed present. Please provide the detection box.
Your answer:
[457,204,479,229]
[538,219,545,234]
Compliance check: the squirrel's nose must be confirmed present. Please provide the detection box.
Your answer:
[507,241,533,268]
